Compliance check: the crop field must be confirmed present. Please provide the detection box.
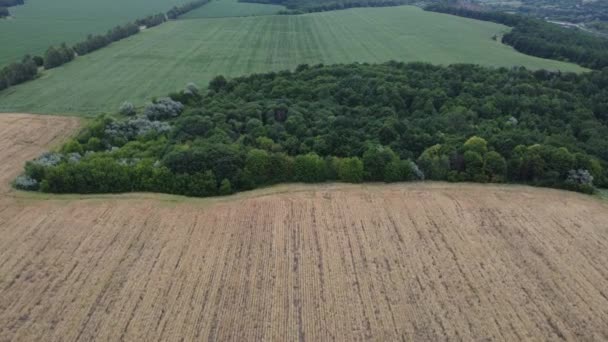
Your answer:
[0,0,191,67]
[181,0,285,19]
[0,6,584,115]
[1,114,608,340]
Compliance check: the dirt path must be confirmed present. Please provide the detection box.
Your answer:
[0,114,607,341]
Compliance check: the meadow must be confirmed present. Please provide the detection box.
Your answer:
[0,6,584,115]
[0,0,191,67]
[181,0,285,18]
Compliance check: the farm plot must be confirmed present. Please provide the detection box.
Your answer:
[0,6,584,115]
[0,114,80,192]
[0,0,192,67]
[0,114,608,341]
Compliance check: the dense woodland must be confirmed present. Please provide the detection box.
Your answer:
[17,62,608,196]
[0,0,208,91]
[425,4,608,70]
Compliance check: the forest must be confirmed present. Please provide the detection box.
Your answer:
[17,62,608,196]
[425,4,608,70]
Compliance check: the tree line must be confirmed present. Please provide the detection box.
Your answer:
[17,62,608,196]
[425,4,608,70]
[242,0,411,14]
[167,0,208,19]
[0,0,24,18]
[0,0,208,90]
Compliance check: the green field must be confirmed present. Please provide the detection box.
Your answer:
[0,6,584,115]
[0,0,190,67]
[181,0,285,18]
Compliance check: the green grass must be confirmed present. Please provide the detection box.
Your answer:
[181,0,285,18]
[0,6,585,115]
[0,0,191,66]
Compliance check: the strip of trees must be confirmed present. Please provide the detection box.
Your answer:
[0,0,24,18]
[167,0,209,19]
[0,55,37,91]
[241,0,410,14]
[278,0,409,14]
[425,4,608,70]
[17,62,608,196]
[1,0,208,91]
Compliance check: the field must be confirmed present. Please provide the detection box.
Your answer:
[1,114,608,340]
[0,0,191,67]
[181,0,285,18]
[0,6,585,115]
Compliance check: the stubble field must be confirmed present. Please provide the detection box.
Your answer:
[0,114,608,341]
[0,6,584,115]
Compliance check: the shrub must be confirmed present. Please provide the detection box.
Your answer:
[566,169,594,186]
[219,178,232,195]
[362,146,398,181]
[105,117,171,143]
[209,75,228,92]
[43,44,74,69]
[144,98,184,120]
[294,153,326,183]
[32,56,44,66]
[185,82,199,96]
[14,175,39,191]
[119,102,136,116]
[337,157,364,183]
[32,152,62,167]
[384,159,413,183]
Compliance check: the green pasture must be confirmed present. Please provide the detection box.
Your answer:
[0,0,191,66]
[0,6,585,115]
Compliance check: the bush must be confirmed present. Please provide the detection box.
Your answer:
[337,157,364,183]
[566,169,594,186]
[44,44,74,69]
[219,178,232,195]
[0,56,38,90]
[185,82,199,96]
[14,175,39,191]
[362,146,398,181]
[244,149,272,185]
[294,153,326,182]
[384,159,413,183]
[119,102,136,116]
[564,169,595,193]
[209,75,228,92]
[105,117,171,143]
[144,98,184,120]
[32,56,44,66]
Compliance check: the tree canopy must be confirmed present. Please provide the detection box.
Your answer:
[18,62,608,196]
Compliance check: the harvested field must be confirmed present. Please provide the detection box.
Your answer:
[0,114,81,192]
[1,114,608,341]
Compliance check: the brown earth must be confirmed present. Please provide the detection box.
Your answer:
[1,114,608,341]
